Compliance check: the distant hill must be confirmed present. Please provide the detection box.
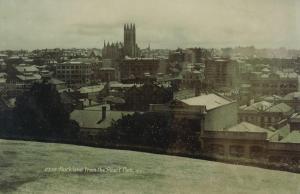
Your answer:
[1,139,299,194]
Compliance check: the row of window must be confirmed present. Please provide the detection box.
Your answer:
[57,65,91,69]
[253,83,297,88]
[240,115,280,123]
[56,70,91,74]
[207,144,264,158]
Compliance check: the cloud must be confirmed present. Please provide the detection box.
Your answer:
[0,0,299,49]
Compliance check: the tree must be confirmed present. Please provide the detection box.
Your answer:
[13,82,79,139]
[108,111,201,153]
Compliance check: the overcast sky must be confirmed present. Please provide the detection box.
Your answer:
[0,0,299,50]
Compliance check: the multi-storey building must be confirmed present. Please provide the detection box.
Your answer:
[204,57,239,89]
[249,71,298,97]
[150,93,238,134]
[55,59,94,85]
[120,57,160,80]
[238,101,294,128]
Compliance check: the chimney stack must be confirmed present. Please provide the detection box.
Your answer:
[195,86,200,96]
[102,106,107,120]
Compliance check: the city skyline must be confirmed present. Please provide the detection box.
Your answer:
[0,0,299,50]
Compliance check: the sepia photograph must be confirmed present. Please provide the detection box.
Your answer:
[0,0,300,193]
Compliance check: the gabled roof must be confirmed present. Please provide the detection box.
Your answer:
[269,124,290,142]
[224,122,274,138]
[241,101,272,112]
[260,95,282,102]
[265,103,292,113]
[280,130,300,143]
[283,92,300,100]
[88,49,101,57]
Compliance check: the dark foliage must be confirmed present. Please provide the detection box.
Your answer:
[11,82,79,139]
[108,112,201,152]
[119,82,173,111]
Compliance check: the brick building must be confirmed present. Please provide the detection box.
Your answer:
[249,71,298,97]
[204,57,239,90]
[239,101,294,128]
[120,57,160,80]
[55,58,95,85]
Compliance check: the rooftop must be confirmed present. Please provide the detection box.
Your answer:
[241,101,272,112]
[290,113,300,123]
[70,58,97,63]
[181,93,232,110]
[15,64,39,73]
[16,74,41,81]
[84,104,110,111]
[276,71,298,79]
[70,110,134,129]
[265,103,292,113]
[0,78,6,84]
[224,122,274,138]
[124,56,159,61]
[269,124,290,142]
[260,95,282,102]
[283,92,300,100]
[48,78,65,85]
[280,130,300,143]
[79,85,105,94]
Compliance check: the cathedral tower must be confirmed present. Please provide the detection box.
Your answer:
[124,23,138,57]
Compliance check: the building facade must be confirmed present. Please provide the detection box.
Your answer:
[55,59,94,85]
[102,42,123,60]
[204,57,239,90]
[150,93,238,134]
[120,58,160,80]
[238,101,294,128]
[249,71,298,97]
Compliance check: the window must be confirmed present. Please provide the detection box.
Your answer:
[208,144,224,155]
[250,146,263,158]
[269,155,284,163]
[230,145,244,157]
[268,117,272,123]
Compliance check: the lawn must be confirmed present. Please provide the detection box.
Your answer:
[0,139,299,194]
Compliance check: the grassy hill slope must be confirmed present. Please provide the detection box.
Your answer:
[0,139,299,194]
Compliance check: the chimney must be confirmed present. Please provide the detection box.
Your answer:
[195,86,200,96]
[101,106,107,120]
